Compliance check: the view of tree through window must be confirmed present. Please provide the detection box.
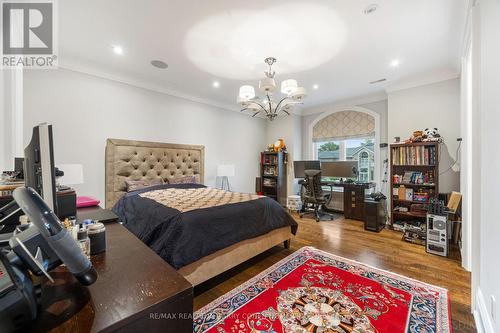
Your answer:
[315,137,375,182]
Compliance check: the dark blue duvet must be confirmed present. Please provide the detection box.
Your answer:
[112,184,298,269]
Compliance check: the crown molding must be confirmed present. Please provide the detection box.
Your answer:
[57,61,303,120]
[300,91,388,116]
[385,71,460,93]
[58,61,241,113]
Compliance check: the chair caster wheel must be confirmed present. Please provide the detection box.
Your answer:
[316,218,320,222]
[299,214,304,219]
[330,216,334,220]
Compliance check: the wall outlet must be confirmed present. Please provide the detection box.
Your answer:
[491,295,496,322]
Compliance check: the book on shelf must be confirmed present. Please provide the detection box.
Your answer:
[262,178,277,187]
[393,170,434,185]
[262,154,278,165]
[392,145,437,166]
[263,165,277,176]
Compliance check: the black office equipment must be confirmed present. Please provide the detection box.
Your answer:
[293,160,321,178]
[24,123,58,215]
[321,161,358,179]
[14,158,24,179]
[0,187,97,332]
[364,196,386,232]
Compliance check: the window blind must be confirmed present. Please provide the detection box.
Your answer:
[312,111,375,142]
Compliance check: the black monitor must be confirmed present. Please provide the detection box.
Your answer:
[23,123,58,215]
[14,158,24,173]
[293,160,321,178]
[14,157,24,179]
[321,161,358,178]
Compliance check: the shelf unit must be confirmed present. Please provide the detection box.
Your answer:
[260,151,287,205]
[390,142,439,226]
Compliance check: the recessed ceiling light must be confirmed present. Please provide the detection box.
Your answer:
[151,60,168,69]
[313,84,319,90]
[363,4,379,15]
[390,59,400,68]
[212,81,220,88]
[112,45,123,55]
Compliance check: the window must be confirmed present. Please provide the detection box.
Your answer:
[314,137,375,182]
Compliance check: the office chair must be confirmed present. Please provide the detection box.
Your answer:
[299,169,335,222]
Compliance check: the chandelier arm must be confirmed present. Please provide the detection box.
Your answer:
[266,94,273,114]
[274,96,291,114]
[252,111,261,117]
[256,102,270,114]
[247,101,269,114]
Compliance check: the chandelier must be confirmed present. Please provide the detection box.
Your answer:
[237,57,307,121]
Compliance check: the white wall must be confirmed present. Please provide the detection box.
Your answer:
[0,69,8,172]
[265,114,302,195]
[388,78,461,193]
[22,69,267,202]
[475,0,500,331]
[1,68,24,172]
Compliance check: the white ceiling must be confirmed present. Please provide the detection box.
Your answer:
[59,0,467,111]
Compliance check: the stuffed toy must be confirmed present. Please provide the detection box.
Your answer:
[406,130,424,143]
[423,128,443,142]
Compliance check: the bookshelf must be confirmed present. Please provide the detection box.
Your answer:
[390,142,439,227]
[260,151,287,205]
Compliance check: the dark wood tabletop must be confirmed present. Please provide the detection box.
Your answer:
[29,223,193,333]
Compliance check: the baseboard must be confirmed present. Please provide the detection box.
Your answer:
[476,288,495,333]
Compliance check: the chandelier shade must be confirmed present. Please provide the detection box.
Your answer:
[280,79,298,95]
[238,58,307,121]
[258,77,276,92]
[239,85,255,100]
[292,87,307,101]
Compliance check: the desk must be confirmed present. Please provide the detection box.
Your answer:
[300,180,375,221]
[29,222,193,333]
[323,182,375,220]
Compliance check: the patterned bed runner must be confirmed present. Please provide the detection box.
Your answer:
[140,187,262,212]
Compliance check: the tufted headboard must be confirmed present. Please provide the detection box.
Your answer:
[105,138,205,208]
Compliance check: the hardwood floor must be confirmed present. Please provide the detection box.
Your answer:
[194,214,476,332]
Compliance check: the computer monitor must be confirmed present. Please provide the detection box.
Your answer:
[14,157,24,179]
[14,158,24,173]
[24,123,58,214]
[293,160,321,178]
[321,161,358,179]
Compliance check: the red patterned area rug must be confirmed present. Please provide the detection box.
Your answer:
[194,247,452,333]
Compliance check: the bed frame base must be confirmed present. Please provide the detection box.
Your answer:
[179,227,293,286]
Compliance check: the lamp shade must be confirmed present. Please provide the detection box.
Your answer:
[258,77,276,92]
[239,85,255,100]
[58,164,84,185]
[237,96,251,107]
[291,87,307,101]
[281,79,298,95]
[217,164,235,177]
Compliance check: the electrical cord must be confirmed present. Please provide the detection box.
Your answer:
[439,140,462,175]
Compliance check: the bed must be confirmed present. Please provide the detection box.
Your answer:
[105,138,297,286]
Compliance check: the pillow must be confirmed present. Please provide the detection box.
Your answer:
[169,175,198,184]
[125,178,163,192]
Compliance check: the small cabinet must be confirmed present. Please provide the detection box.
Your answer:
[343,184,368,220]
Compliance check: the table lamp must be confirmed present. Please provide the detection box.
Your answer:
[217,164,235,191]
